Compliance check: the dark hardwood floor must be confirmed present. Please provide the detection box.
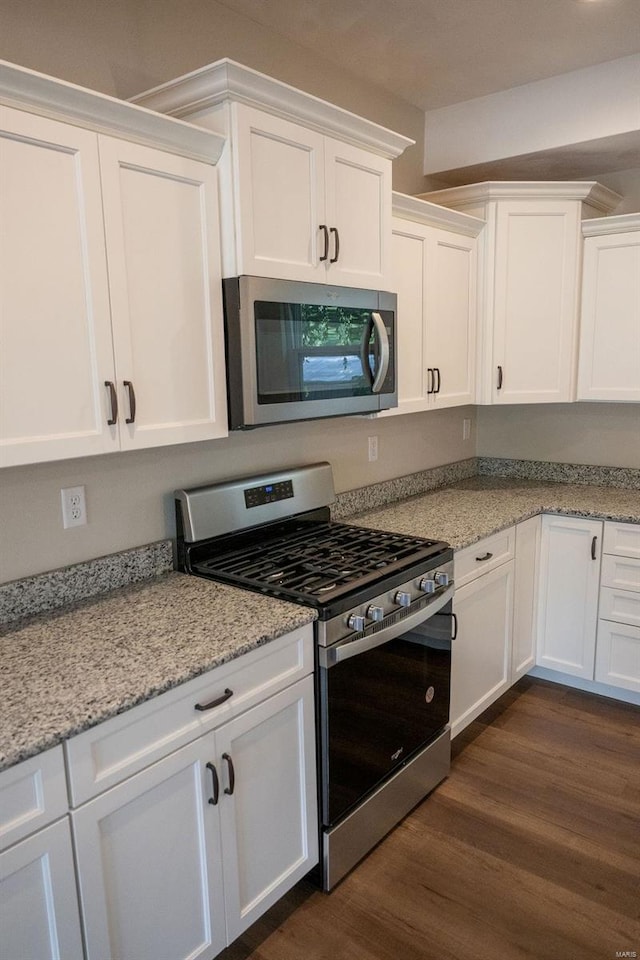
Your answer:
[222,678,640,960]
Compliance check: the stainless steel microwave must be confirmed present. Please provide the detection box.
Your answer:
[222,276,397,429]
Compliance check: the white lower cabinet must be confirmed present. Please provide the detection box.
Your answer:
[451,529,515,736]
[535,518,640,698]
[536,515,602,679]
[595,522,640,693]
[0,818,84,960]
[512,516,541,680]
[71,672,317,960]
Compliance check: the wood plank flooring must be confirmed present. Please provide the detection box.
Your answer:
[221,678,640,960]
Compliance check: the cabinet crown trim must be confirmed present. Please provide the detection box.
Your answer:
[418,180,622,214]
[130,58,414,159]
[582,212,640,237]
[0,58,226,163]
[392,191,485,236]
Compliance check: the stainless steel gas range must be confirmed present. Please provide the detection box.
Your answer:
[175,462,454,890]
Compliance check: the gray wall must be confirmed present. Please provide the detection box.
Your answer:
[1,408,476,583]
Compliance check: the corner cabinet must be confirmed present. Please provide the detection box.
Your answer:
[131,59,413,290]
[577,214,640,403]
[385,193,482,415]
[0,62,228,468]
[419,181,621,404]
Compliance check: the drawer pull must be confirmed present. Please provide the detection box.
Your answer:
[195,688,233,712]
[223,753,235,796]
[475,552,493,562]
[206,762,219,805]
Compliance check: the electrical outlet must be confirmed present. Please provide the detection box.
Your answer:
[61,485,87,529]
[462,418,471,441]
[368,435,378,462]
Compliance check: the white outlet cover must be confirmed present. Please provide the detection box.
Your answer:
[61,485,87,529]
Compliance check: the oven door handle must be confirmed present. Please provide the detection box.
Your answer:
[319,585,454,668]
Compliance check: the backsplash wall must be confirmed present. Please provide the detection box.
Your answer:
[477,403,640,470]
[0,406,476,584]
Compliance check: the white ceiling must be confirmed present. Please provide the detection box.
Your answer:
[216,0,640,111]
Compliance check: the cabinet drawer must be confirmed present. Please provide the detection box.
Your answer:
[603,521,640,559]
[66,625,313,806]
[0,746,68,851]
[599,586,640,627]
[454,527,515,588]
[600,554,640,593]
[595,620,640,693]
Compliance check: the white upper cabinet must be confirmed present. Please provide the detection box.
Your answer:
[420,182,621,404]
[98,137,227,451]
[131,59,413,290]
[389,194,482,415]
[577,214,640,403]
[0,60,227,468]
[0,106,117,466]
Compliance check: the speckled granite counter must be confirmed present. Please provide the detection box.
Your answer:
[0,573,316,772]
[348,476,640,548]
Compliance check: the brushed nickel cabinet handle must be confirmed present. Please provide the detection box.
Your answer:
[105,381,118,425]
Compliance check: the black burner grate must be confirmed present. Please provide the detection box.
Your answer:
[193,521,445,606]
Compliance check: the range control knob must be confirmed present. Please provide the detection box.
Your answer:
[347,613,365,632]
[434,571,450,587]
[395,591,412,608]
[419,577,436,594]
[367,604,385,622]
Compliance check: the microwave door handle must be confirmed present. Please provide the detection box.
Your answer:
[371,311,390,393]
[360,316,375,387]
[319,585,454,668]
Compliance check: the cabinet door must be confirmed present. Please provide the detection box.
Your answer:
[73,735,226,960]
[577,230,640,402]
[99,137,228,450]
[425,227,477,408]
[492,200,581,403]
[512,516,541,681]
[451,561,514,736]
[537,516,602,679]
[218,676,318,942]
[0,106,117,467]
[233,105,325,282]
[0,818,84,960]
[389,224,428,414]
[324,138,392,289]
[595,620,640,693]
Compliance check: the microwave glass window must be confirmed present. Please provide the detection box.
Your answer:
[254,301,378,403]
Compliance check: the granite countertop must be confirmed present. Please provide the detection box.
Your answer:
[349,476,640,548]
[0,572,316,772]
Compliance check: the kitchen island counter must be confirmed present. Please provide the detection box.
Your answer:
[0,572,316,772]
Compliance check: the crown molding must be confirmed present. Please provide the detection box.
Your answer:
[582,212,640,237]
[131,58,414,160]
[392,191,485,237]
[419,180,622,214]
[0,59,225,164]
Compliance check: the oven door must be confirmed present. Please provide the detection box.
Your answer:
[317,589,453,828]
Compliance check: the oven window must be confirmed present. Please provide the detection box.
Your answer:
[254,301,378,403]
[319,606,452,827]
